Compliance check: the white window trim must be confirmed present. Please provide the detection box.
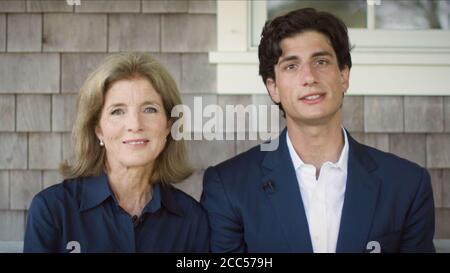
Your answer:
[210,0,450,96]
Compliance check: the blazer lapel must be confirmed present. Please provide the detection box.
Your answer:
[336,133,381,253]
[261,129,313,252]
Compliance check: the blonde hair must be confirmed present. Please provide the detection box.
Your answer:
[60,52,192,184]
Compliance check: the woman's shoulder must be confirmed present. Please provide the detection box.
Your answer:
[32,177,85,208]
[160,183,205,216]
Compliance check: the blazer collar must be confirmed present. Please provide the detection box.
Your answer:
[261,128,314,252]
[336,132,381,252]
[261,128,380,252]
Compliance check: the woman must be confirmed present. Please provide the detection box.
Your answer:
[23,53,209,252]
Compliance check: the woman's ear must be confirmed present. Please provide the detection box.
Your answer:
[165,117,173,138]
[95,125,103,141]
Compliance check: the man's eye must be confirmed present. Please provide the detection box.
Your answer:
[144,106,157,113]
[285,64,298,70]
[111,109,124,115]
[316,59,329,65]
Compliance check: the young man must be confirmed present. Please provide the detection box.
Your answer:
[201,8,435,253]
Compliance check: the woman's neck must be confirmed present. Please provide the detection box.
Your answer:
[106,165,154,217]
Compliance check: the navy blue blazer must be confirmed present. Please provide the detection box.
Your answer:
[201,128,435,253]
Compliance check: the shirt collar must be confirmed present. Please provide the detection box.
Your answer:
[335,128,349,171]
[158,184,184,217]
[79,172,113,212]
[286,127,349,172]
[140,183,162,214]
[141,183,185,217]
[79,172,184,216]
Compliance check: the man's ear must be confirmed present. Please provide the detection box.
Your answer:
[340,66,350,93]
[266,78,280,104]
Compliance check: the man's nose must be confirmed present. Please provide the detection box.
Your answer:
[300,63,316,86]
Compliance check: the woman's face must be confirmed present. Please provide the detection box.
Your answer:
[95,77,170,171]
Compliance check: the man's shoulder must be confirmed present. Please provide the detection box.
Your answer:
[213,143,267,172]
[362,143,423,170]
[354,140,427,182]
[203,143,269,190]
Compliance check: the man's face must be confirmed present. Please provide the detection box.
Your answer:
[266,31,350,126]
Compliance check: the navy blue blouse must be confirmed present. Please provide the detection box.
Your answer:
[23,173,209,253]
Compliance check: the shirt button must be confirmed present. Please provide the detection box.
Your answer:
[132,215,139,227]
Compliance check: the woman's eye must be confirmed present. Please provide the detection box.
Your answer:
[144,106,157,113]
[111,109,124,115]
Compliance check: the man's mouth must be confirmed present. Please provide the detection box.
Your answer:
[299,93,325,104]
[303,94,321,100]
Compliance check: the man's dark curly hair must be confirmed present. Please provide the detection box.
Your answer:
[258,8,352,85]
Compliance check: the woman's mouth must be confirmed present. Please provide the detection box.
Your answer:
[122,139,149,146]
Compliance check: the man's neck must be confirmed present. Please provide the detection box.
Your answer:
[286,115,345,174]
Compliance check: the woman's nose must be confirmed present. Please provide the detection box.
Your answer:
[126,111,143,132]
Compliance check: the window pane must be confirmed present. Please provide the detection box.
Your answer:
[267,0,367,28]
[375,0,450,29]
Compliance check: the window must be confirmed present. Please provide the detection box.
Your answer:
[253,0,367,47]
[266,0,450,30]
[375,0,450,30]
[252,0,450,48]
[211,0,450,95]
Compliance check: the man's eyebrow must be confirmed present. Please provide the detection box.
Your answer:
[278,51,334,65]
[278,55,300,65]
[311,51,334,58]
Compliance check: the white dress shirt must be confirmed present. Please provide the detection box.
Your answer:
[286,128,349,253]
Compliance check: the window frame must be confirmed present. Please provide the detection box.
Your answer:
[210,0,450,96]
